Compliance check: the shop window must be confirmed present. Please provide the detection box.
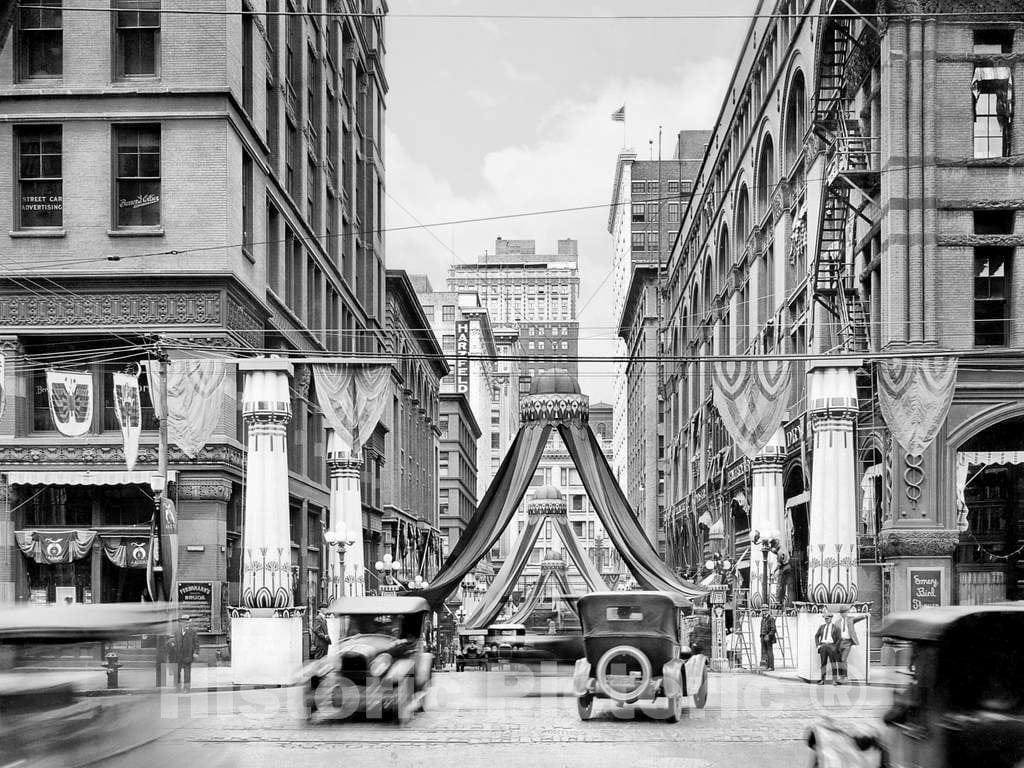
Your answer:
[16,125,63,229]
[114,0,160,78]
[973,29,1013,55]
[101,364,158,431]
[17,0,62,80]
[114,124,161,228]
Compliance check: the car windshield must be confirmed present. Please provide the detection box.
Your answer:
[942,615,1024,713]
[343,613,405,639]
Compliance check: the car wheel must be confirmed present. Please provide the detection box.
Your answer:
[693,666,709,709]
[667,695,684,723]
[577,693,594,721]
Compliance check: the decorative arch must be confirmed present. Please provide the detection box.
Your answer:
[783,68,808,171]
[716,222,731,295]
[734,184,750,252]
[700,259,713,318]
[755,132,776,220]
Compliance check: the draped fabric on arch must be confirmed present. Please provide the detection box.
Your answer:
[877,356,958,456]
[149,360,227,458]
[558,422,707,601]
[465,512,545,628]
[312,363,391,454]
[550,514,605,592]
[413,422,552,608]
[510,565,574,625]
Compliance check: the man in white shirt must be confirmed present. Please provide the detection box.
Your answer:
[836,606,867,682]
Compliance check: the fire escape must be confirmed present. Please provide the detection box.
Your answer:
[810,2,883,564]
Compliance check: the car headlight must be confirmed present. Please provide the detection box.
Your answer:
[368,653,393,678]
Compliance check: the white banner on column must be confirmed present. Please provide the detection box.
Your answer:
[46,370,93,437]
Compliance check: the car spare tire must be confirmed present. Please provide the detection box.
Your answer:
[596,645,652,702]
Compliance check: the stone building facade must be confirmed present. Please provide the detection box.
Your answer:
[0,0,389,645]
[661,0,1024,656]
[438,392,480,554]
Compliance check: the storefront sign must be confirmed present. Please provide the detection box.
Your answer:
[178,581,214,633]
[20,187,63,228]
[455,320,470,393]
[909,568,942,610]
[726,459,749,488]
[784,415,805,453]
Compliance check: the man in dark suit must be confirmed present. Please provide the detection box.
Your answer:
[172,615,200,691]
[814,612,841,686]
[310,605,331,660]
[836,606,867,682]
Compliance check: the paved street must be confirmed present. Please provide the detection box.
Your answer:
[101,670,891,768]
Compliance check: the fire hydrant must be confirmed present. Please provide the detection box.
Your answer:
[105,652,121,689]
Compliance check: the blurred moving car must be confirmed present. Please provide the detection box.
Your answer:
[302,596,433,724]
[807,604,1024,768]
[0,602,175,768]
[455,628,490,672]
[571,591,709,723]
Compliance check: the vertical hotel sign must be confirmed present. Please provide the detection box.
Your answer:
[455,320,470,393]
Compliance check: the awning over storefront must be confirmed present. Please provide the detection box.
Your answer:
[6,469,177,486]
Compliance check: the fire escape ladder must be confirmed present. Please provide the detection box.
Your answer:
[813,16,851,130]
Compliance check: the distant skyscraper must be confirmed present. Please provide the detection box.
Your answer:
[448,237,581,379]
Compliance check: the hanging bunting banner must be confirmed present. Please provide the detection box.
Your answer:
[46,370,93,437]
[112,371,142,471]
[312,364,391,454]
[877,356,958,456]
[149,360,227,458]
[711,360,792,459]
[15,529,97,564]
[100,534,151,569]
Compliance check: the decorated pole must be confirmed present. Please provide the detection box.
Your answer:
[749,428,785,608]
[326,430,365,597]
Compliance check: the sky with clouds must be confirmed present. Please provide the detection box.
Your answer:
[384,0,755,402]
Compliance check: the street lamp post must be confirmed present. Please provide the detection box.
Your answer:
[324,521,355,601]
[704,553,733,673]
[375,554,400,595]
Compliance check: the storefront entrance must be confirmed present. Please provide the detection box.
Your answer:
[956,415,1024,604]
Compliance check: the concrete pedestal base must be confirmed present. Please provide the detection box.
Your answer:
[738,614,797,669]
[231,614,304,685]
[795,612,870,683]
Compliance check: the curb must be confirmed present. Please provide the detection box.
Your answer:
[79,683,296,697]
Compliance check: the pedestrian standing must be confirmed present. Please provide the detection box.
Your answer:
[172,615,200,691]
[310,605,331,660]
[759,609,777,671]
[814,612,841,685]
[836,606,866,682]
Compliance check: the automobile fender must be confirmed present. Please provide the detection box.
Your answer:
[382,657,417,685]
[684,654,707,696]
[296,657,334,684]
[572,658,592,696]
[661,658,685,698]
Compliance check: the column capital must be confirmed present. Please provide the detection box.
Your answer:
[241,359,293,424]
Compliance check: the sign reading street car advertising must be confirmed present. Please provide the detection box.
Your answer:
[455,320,470,393]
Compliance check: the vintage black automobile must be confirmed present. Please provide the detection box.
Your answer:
[303,596,433,724]
[807,604,1024,768]
[455,628,490,671]
[0,603,176,768]
[572,591,709,723]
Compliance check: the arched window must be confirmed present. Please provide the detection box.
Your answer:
[701,261,713,317]
[755,134,776,219]
[735,185,750,251]
[717,224,731,295]
[784,70,807,171]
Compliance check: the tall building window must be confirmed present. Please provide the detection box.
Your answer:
[114,0,160,78]
[631,203,645,223]
[973,79,1012,159]
[285,120,299,199]
[114,124,160,228]
[668,202,680,221]
[241,5,254,115]
[647,231,659,250]
[631,181,645,195]
[16,125,63,229]
[631,232,645,251]
[266,199,281,293]
[242,152,254,256]
[442,305,456,321]
[647,203,659,222]
[668,180,679,195]
[975,249,1011,346]
[17,0,62,80]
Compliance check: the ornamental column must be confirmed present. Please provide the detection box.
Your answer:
[326,430,365,598]
[232,359,304,685]
[806,364,859,604]
[749,428,786,609]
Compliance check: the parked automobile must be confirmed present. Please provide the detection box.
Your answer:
[571,591,709,723]
[486,623,527,652]
[807,604,1024,768]
[302,596,433,725]
[456,628,490,671]
[0,602,176,768]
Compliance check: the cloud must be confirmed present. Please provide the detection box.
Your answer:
[385,58,733,399]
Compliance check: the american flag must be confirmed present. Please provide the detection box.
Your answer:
[610,105,625,122]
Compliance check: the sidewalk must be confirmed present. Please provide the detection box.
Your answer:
[17,664,292,697]
[725,664,911,689]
